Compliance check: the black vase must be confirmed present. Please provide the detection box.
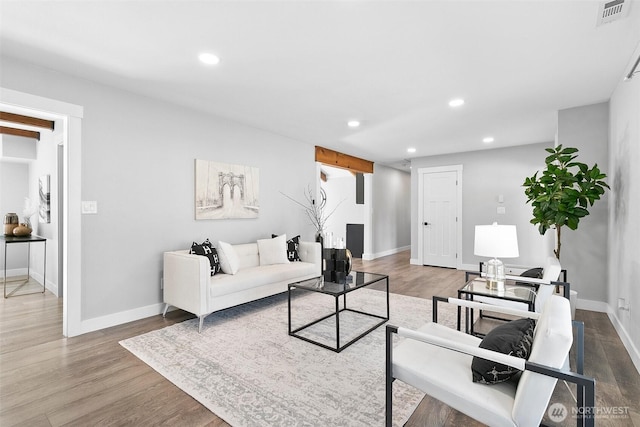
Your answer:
[316,232,324,275]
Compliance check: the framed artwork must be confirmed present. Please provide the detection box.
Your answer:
[195,159,259,220]
[39,175,51,224]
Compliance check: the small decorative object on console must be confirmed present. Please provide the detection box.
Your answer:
[3,213,19,236]
[13,223,32,237]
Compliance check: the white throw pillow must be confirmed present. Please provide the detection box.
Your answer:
[257,234,290,266]
[217,241,240,274]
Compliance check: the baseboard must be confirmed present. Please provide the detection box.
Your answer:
[29,270,59,297]
[460,263,477,271]
[3,268,27,277]
[575,298,608,313]
[410,258,421,266]
[607,307,640,375]
[362,246,410,261]
[79,303,165,335]
[2,269,58,297]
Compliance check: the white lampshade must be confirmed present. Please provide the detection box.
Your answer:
[474,223,519,258]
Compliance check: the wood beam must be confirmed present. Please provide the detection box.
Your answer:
[315,146,374,174]
[0,126,40,141]
[0,112,55,131]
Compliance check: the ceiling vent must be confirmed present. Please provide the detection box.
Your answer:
[596,0,630,26]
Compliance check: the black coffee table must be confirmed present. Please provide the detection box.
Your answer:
[288,271,389,352]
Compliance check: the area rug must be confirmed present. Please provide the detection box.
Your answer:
[120,289,457,426]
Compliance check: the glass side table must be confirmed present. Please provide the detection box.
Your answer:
[458,276,535,335]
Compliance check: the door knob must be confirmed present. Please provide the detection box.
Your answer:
[424,222,430,225]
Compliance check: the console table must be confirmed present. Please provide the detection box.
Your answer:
[1,234,46,298]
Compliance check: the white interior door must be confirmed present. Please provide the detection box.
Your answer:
[422,170,458,268]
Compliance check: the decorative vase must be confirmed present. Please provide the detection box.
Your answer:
[316,231,325,275]
[345,249,353,274]
[3,213,19,236]
[13,223,32,237]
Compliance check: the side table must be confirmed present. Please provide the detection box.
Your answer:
[1,234,47,298]
[458,276,535,336]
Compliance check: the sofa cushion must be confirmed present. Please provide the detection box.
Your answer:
[273,234,301,262]
[189,241,221,276]
[258,234,290,266]
[209,261,317,298]
[217,241,240,274]
[471,318,535,384]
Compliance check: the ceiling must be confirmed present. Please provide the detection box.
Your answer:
[1,1,639,169]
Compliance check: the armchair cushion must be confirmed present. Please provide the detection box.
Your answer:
[472,318,536,384]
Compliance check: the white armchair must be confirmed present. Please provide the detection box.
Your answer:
[386,296,595,427]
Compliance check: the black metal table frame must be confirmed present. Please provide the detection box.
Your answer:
[2,235,47,298]
[458,272,534,336]
[288,273,390,353]
[458,271,570,336]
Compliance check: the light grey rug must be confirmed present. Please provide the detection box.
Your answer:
[120,288,457,426]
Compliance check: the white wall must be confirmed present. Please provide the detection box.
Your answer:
[411,143,553,269]
[609,66,640,372]
[0,159,29,271]
[28,130,59,294]
[371,164,410,257]
[1,56,317,323]
[321,174,365,249]
[557,102,609,305]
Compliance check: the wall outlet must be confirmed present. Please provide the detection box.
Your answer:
[81,201,98,214]
[497,206,506,214]
[618,298,630,311]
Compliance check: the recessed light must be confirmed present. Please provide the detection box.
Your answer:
[347,120,361,128]
[407,147,416,153]
[199,53,220,65]
[448,98,465,108]
[483,137,494,143]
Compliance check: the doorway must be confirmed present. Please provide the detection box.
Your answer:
[418,165,463,268]
[1,87,83,337]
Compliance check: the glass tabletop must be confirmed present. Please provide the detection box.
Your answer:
[460,277,536,303]
[290,271,388,296]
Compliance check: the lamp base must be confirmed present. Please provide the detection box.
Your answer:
[485,258,506,291]
[485,279,505,291]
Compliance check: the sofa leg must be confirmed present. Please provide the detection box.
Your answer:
[162,303,170,318]
[198,316,205,333]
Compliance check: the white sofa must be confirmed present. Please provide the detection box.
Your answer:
[163,239,321,332]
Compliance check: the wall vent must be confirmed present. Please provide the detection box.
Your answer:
[597,0,630,26]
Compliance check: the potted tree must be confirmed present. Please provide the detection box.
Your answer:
[523,145,609,259]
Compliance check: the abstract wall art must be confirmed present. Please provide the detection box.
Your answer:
[39,174,51,224]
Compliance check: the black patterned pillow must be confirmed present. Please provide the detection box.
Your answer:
[471,318,536,384]
[190,240,221,276]
[272,234,301,262]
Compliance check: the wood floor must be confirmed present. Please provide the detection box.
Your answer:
[1,251,638,426]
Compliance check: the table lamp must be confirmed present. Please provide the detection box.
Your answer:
[474,223,519,290]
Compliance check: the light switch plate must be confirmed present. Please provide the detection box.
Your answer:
[82,201,98,214]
